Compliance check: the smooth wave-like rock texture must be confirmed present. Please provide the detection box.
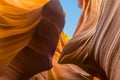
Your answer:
[30,32,97,80]
[59,0,102,77]
[89,0,120,79]
[59,0,102,66]
[59,0,120,80]
[0,0,65,80]
[0,0,49,70]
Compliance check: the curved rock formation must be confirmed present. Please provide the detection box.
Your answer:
[30,32,94,80]
[59,0,120,80]
[0,0,49,70]
[0,0,65,80]
[59,0,102,77]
